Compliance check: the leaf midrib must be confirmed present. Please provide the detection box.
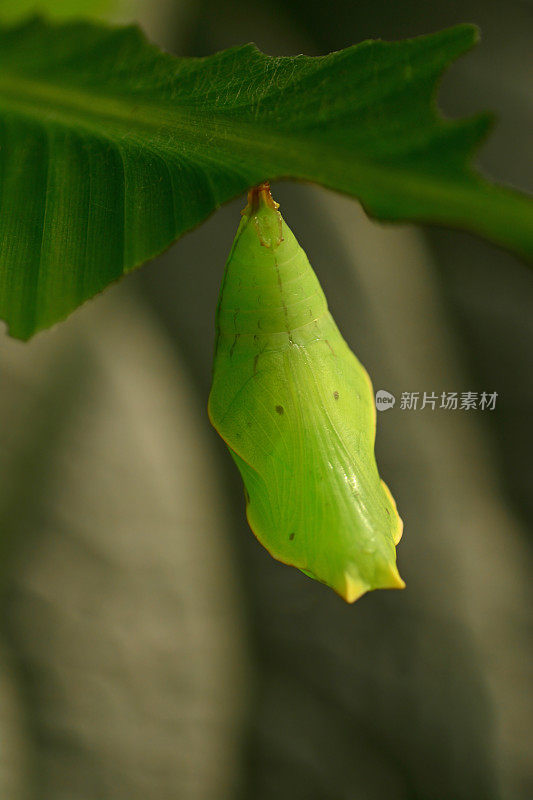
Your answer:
[0,73,196,136]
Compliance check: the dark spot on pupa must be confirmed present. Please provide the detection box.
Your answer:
[333,391,339,400]
[276,405,284,415]
[385,507,390,516]
[244,488,250,504]
[289,532,295,540]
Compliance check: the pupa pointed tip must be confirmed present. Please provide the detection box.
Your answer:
[342,572,370,603]
[384,563,406,590]
[341,564,405,603]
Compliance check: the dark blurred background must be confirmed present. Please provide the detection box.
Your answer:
[0,1,531,799]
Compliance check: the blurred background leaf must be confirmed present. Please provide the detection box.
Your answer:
[0,17,532,339]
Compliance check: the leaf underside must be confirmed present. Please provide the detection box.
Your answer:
[0,18,531,339]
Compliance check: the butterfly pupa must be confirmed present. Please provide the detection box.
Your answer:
[208,184,404,602]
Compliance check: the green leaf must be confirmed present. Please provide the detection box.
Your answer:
[0,1,114,23]
[0,18,531,339]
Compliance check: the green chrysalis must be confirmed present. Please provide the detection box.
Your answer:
[208,184,404,602]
